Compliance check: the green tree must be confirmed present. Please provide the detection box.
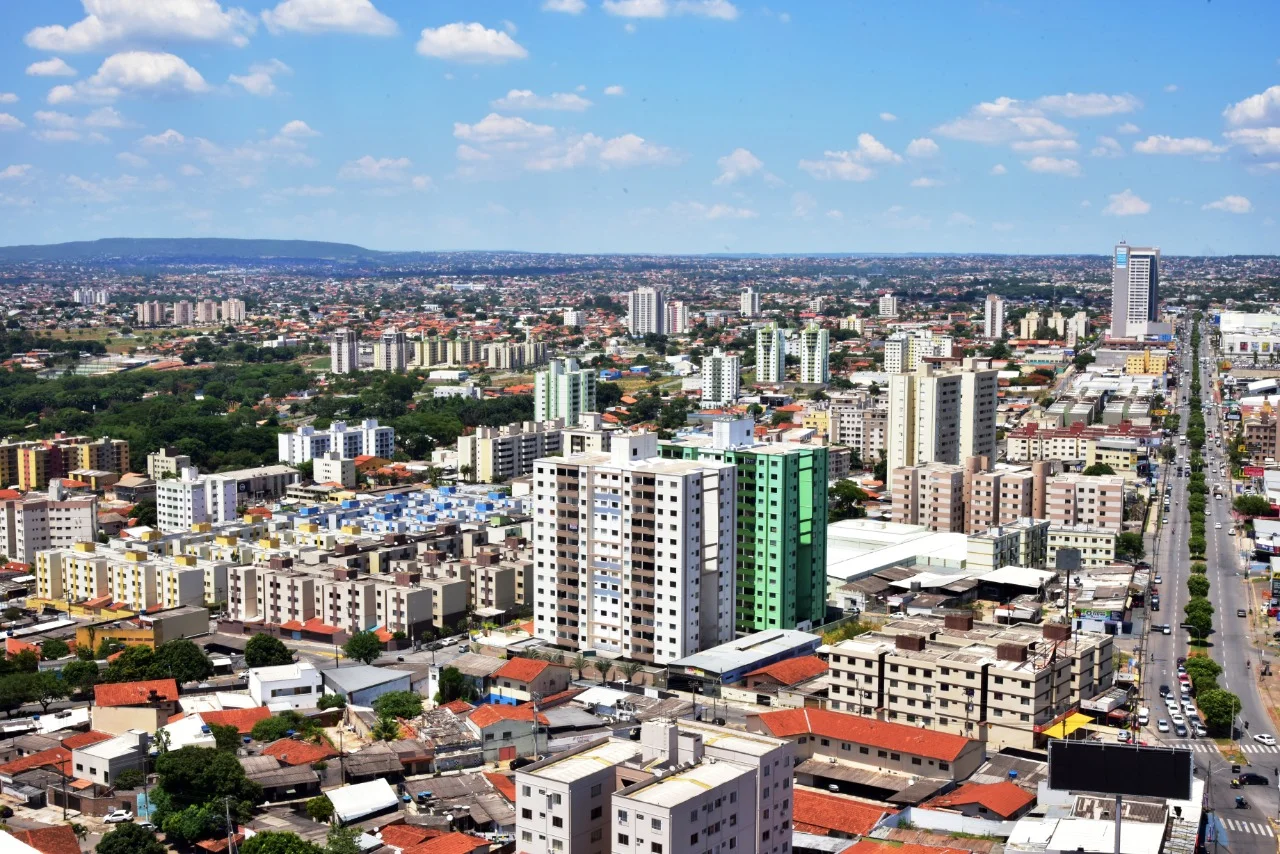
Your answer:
[251,710,322,743]
[209,722,242,752]
[617,660,644,685]
[62,659,99,695]
[306,795,334,823]
[589,658,611,684]
[1190,562,1207,575]
[829,481,869,523]
[101,645,155,683]
[342,631,382,665]
[1234,495,1273,517]
[1115,532,1145,562]
[239,832,324,854]
[433,666,475,705]
[571,654,588,680]
[372,691,423,719]
[245,633,294,668]
[40,637,70,660]
[317,693,346,711]
[1082,462,1116,476]
[97,821,167,854]
[1197,688,1242,736]
[370,715,402,741]
[115,768,145,790]
[1184,596,1214,640]
[25,671,68,712]
[1187,574,1210,598]
[10,649,38,672]
[151,638,214,684]
[326,826,361,854]
[128,500,158,528]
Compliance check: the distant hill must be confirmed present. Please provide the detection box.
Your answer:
[0,237,384,262]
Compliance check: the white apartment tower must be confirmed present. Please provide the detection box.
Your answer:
[741,288,760,318]
[700,348,741,406]
[754,324,786,384]
[0,484,99,564]
[278,419,395,464]
[664,300,690,335]
[172,301,193,326]
[1065,310,1089,347]
[626,287,665,337]
[878,294,899,317]
[534,358,596,428]
[531,433,737,665]
[330,328,359,375]
[887,358,999,471]
[1109,243,1161,339]
[195,299,219,324]
[222,298,246,323]
[798,322,829,384]
[984,293,1006,339]
[374,328,408,373]
[155,467,238,532]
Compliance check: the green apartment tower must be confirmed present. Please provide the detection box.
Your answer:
[659,418,828,634]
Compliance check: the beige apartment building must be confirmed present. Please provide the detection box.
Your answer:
[458,419,566,484]
[886,358,998,472]
[827,392,888,463]
[821,614,1113,750]
[1045,474,1125,534]
[891,458,1049,534]
[0,485,99,564]
[17,436,130,491]
[1047,524,1117,568]
[35,542,109,603]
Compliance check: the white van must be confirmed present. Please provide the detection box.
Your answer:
[1138,706,1150,726]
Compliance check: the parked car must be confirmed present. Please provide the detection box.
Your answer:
[138,822,157,832]
[103,810,133,824]
[1254,734,1277,746]
[1157,719,1170,733]
[1238,609,1248,618]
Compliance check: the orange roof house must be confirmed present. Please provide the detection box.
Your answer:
[264,738,340,767]
[743,656,828,688]
[11,826,81,854]
[201,706,272,734]
[94,678,179,708]
[792,788,894,837]
[402,833,491,854]
[466,703,548,730]
[923,781,1035,820]
[750,709,980,767]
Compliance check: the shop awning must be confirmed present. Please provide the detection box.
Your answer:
[1043,712,1092,739]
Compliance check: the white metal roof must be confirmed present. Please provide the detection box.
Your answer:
[326,779,399,823]
[621,759,751,808]
[526,740,640,783]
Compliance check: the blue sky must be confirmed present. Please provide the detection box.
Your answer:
[2,0,1279,254]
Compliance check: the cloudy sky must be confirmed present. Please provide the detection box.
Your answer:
[2,0,1280,254]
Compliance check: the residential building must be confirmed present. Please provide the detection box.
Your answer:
[488,657,572,705]
[820,614,1114,750]
[1064,310,1089,347]
[74,287,109,305]
[533,358,596,428]
[0,483,98,564]
[92,679,180,735]
[1123,349,1169,375]
[700,348,741,407]
[278,419,395,464]
[172,301,193,326]
[35,542,108,603]
[886,358,999,472]
[373,328,408,373]
[890,459,1049,535]
[966,519,1051,571]
[155,467,238,532]
[458,420,566,484]
[222,298,246,323]
[983,294,1005,339]
[882,330,953,374]
[532,433,737,665]
[563,309,585,328]
[195,299,219,324]
[660,420,827,633]
[828,392,888,464]
[146,447,191,480]
[878,294,899,317]
[798,322,829,384]
[1005,421,1159,467]
[1109,243,1161,340]
[322,665,413,707]
[72,730,149,788]
[755,323,786,384]
[330,328,359,375]
[135,301,163,326]
[314,452,357,488]
[741,288,760,318]
[1047,525,1117,568]
[665,300,690,335]
[17,435,130,491]
[249,662,323,710]
[1019,311,1042,340]
[626,287,665,336]
[1045,474,1126,534]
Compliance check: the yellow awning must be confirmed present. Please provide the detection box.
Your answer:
[1043,712,1093,739]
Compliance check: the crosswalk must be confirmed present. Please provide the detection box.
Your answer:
[1222,818,1275,837]
[1169,741,1280,754]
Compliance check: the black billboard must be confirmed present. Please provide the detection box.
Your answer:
[1048,741,1193,800]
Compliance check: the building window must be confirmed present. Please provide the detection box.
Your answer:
[651,845,663,854]
[591,783,603,797]
[618,835,629,846]
[591,807,602,820]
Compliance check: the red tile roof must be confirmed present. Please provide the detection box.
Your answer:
[439,700,474,715]
[923,781,1035,819]
[840,841,971,854]
[744,655,828,687]
[94,678,179,707]
[0,747,72,777]
[791,788,894,836]
[12,825,81,854]
[753,709,974,762]
[201,706,273,734]
[379,825,433,850]
[6,637,41,659]
[467,703,548,729]
[264,738,339,766]
[402,833,490,854]
[61,730,113,750]
[492,656,551,684]
[484,772,516,802]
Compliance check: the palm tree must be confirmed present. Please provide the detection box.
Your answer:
[618,661,644,686]
[572,654,588,680]
[589,658,612,685]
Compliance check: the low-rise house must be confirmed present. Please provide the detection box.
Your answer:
[465,703,547,762]
[791,786,896,838]
[322,665,413,707]
[263,738,339,767]
[488,657,571,706]
[239,755,321,802]
[743,655,828,690]
[91,678,179,735]
[249,662,323,710]
[922,780,1036,820]
[71,730,149,788]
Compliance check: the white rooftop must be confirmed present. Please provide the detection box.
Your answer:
[622,758,752,808]
[326,779,399,823]
[526,739,641,784]
[250,661,318,682]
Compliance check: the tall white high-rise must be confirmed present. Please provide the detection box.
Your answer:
[878,294,899,317]
[156,467,238,532]
[330,328,359,375]
[1065,311,1089,347]
[887,358,999,471]
[983,294,1005,339]
[883,330,953,374]
[664,300,690,334]
[222,298,246,323]
[741,288,760,317]
[172,301,193,326]
[700,348,741,406]
[626,287,665,336]
[534,358,596,427]
[798,322,829,384]
[135,301,163,326]
[195,299,219,324]
[1109,243,1160,339]
[531,433,736,664]
[755,323,786,384]
[373,328,408,372]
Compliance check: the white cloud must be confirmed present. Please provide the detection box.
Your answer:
[48,51,208,103]
[500,19,517,34]
[989,163,1006,175]
[910,177,941,188]
[491,89,592,111]
[1164,84,1178,93]
[714,147,763,184]
[0,165,33,180]
[279,119,319,138]
[600,133,677,165]
[1225,127,1280,155]
[542,0,587,12]
[1023,156,1081,176]
[229,59,291,96]
[1203,194,1252,214]
[798,133,901,181]
[84,106,127,127]
[669,201,757,220]
[34,129,87,143]
[261,0,397,36]
[0,114,27,131]
[179,163,203,175]
[602,0,739,19]
[35,111,78,129]
[1117,122,1140,134]
[826,209,842,220]
[25,0,255,51]
[1033,92,1141,117]
[337,155,428,191]
[26,58,77,77]
[604,85,625,96]
[116,151,147,167]
[139,128,186,148]
[1223,85,1280,127]
[416,22,528,63]
[1133,135,1225,155]
[1010,138,1079,154]
[0,94,15,104]
[1103,188,1150,216]
[791,191,815,218]
[456,144,491,162]
[935,97,1074,144]
[947,212,976,227]
[880,204,931,231]
[276,184,337,197]
[454,113,555,142]
[1090,136,1124,158]
[905,137,939,158]
[879,112,897,122]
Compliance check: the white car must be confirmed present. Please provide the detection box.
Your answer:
[103,810,133,824]
[1255,734,1277,746]
[1116,729,1131,742]
[1157,719,1170,733]
[1215,522,1222,529]
[1163,625,1172,635]
[1171,713,1186,725]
